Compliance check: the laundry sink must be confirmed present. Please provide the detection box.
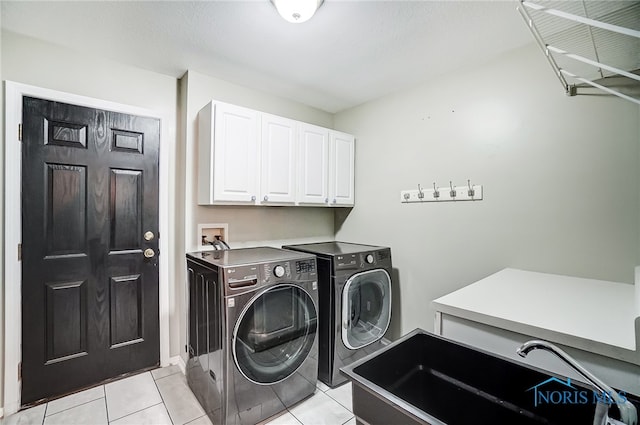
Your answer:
[340,329,639,425]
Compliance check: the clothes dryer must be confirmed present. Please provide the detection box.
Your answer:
[186,247,318,424]
[282,242,392,387]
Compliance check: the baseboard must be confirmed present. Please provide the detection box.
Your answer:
[0,407,5,418]
[170,355,186,375]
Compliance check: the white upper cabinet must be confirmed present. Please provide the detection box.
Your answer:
[298,123,329,205]
[198,101,259,204]
[260,114,297,204]
[329,131,355,206]
[197,100,355,207]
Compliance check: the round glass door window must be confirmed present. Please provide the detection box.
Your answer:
[233,284,317,384]
[342,269,391,349]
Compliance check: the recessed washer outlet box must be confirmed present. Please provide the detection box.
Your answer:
[197,223,229,250]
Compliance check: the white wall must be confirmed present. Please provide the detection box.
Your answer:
[1,30,180,408]
[177,69,336,363]
[333,44,640,339]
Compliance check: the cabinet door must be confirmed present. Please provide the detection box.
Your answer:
[329,131,355,206]
[260,114,296,204]
[212,102,259,203]
[298,124,329,205]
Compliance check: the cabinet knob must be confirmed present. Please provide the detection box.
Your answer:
[251,195,256,201]
[325,198,329,203]
[264,195,268,201]
[332,198,337,204]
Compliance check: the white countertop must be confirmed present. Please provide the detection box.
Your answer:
[433,268,639,362]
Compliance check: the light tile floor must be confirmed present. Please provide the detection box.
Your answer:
[1,366,354,425]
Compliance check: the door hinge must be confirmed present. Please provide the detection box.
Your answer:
[18,123,23,141]
[18,362,22,380]
[18,243,22,261]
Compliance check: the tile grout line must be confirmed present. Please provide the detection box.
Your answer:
[104,396,110,424]
[106,372,167,423]
[324,391,352,412]
[42,395,106,420]
[108,402,167,424]
[151,371,176,425]
[341,416,355,425]
[151,367,181,382]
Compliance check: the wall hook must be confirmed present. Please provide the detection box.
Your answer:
[433,182,440,199]
[417,183,425,199]
[467,179,475,197]
[449,181,456,198]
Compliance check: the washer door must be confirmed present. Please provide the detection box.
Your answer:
[233,284,317,385]
[342,269,392,349]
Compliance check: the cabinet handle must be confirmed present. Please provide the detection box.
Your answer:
[251,195,256,201]
[264,195,269,201]
[325,198,329,204]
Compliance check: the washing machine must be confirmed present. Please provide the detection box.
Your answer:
[186,247,319,425]
[282,242,392,388]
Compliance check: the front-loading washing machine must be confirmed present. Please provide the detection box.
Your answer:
[282,242,392,387]
[186,247,319,424]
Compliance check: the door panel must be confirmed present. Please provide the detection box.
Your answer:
[329,131,355,206]
[109,274,143,347]
[298,124,329,205]
[260,114,296,204]
[21,96,160,405]
[45,280,88,363]
[109,169,143,251]
[44,118,88,148]
[212,102,258,202]
[45,164,87,256]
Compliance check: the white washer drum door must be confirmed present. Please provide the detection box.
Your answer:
[233,284,318,384]
[341,269,392,350]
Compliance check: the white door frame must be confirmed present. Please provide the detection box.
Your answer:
[3,81,171,415]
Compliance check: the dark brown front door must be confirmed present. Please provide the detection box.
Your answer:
[21,96,160,405]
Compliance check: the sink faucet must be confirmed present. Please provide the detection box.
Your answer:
[517,340,637,425]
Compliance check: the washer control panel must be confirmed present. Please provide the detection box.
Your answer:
[263,261,291,281]
[262,259,316,282]
[273,265,286,278]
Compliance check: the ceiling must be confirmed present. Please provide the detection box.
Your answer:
[1,0,535,113]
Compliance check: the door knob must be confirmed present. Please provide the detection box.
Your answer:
[144,248,155,258]
[144,231,155,241]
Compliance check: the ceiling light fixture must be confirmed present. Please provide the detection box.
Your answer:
[271,0,324,24]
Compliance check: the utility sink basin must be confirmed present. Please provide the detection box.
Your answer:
[341,329,640,425]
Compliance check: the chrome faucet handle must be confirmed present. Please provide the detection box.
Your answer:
[517,340,637,425]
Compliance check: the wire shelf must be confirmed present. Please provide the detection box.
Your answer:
[519,0,640,104]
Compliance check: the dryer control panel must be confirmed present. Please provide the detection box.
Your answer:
[334,248,392,272]
[335,254,358,270]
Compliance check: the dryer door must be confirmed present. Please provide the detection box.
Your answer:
[233,284,317,384]
[341,269,392,349]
